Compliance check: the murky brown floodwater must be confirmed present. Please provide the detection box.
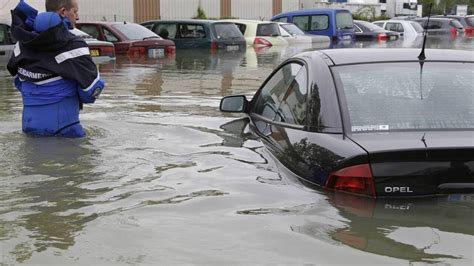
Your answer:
[1,37,473,265]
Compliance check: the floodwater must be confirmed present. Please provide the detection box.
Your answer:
[0,36,473,265]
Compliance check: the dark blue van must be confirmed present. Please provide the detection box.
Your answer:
[271,8,354,42]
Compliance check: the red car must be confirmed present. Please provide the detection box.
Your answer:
[76,21,175,57]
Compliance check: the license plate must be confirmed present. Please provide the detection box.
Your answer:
[90,49,100,57]
[148,48,164,58]
[448,194,474,202]
[390,35,396,40]
[226,45,239,51]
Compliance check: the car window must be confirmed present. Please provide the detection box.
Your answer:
[293,16,309,31]
[142,23,153,30]
[273,17,288,23]
[178,24,206,39]
[154,23,177,39]
[103,27,119,42]
[466,17,474,27]
[274,65,308,125]
[386,22,402,32]
[354,24,362,33]
[311,15,329,31]
[336,12,353,29]
[450,20,463,29]
[410,21,424,33]
[0,25,6,44]
[213,23,242,39]
[79,25,100,39]
[252,63,303,122]
[234,23,247,34]
[112,23,160,40]
[334,62,474,132]
[256,23,280,36]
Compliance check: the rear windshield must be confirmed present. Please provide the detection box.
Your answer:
[281,23,306,35]
[213,23,242,39]
[112,23,161,40]
[410,21,424,33]
[256,23,280,36]
[334,62,474,132]
[450,19,464,29]
[466,17,474,27]
[336,12,353,29]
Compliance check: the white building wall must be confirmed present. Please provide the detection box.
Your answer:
[79,0,134,22]
[282,0,300,12]
[160,0,220,19]
[0,0,45,24]
[232,0,273,20]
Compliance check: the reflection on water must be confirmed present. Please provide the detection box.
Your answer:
[0,38,472,264]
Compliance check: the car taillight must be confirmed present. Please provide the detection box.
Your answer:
[377,33,388,41]
[325,164,376,198]
[101,46,115,57]
[449,27,458,35]
[210,42,218,50]
[253,37,272,47]
[127,46,145,56]
[465,26,473,35]
[166,45,176,54]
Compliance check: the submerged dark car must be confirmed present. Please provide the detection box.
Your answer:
[353,20,399,41]
[220,48,474,198]
[141,19,246,50]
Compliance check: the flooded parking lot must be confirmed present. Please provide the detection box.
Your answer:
[1,37,473,264]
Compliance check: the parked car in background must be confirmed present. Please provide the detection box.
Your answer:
[141,19,245,51]
[278,22,330,45]
[413,17,464,37]
[271,8,355,42]
[76,21,175,57]
[220,48,474,198]
[353,20,399,41]
[70,28,115,60]
[224,19,288,46]
[432,15,474,35]
[0,23,15,63]
[373,20,424,38]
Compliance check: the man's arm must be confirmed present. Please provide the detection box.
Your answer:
[54,39,105,103]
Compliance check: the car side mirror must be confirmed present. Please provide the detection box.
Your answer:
[220,95,248,113]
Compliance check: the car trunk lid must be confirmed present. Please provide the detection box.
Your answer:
[349,131,474,197]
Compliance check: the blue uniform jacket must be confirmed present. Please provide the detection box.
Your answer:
[7,5,104,137]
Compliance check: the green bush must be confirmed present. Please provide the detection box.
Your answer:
[193,6,207,19]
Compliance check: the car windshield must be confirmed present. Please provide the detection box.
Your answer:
[281,23,306,35]
[336,12,353,29]
[256,23,280,36]
[410,21,424,33]
[213,23,242,39]
[112,23,161,40]
[334,62,474,132]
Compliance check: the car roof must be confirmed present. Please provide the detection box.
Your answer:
[141,19,225,24]
[302,48,474,65]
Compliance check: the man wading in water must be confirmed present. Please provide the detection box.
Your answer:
[7,0,104,137]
